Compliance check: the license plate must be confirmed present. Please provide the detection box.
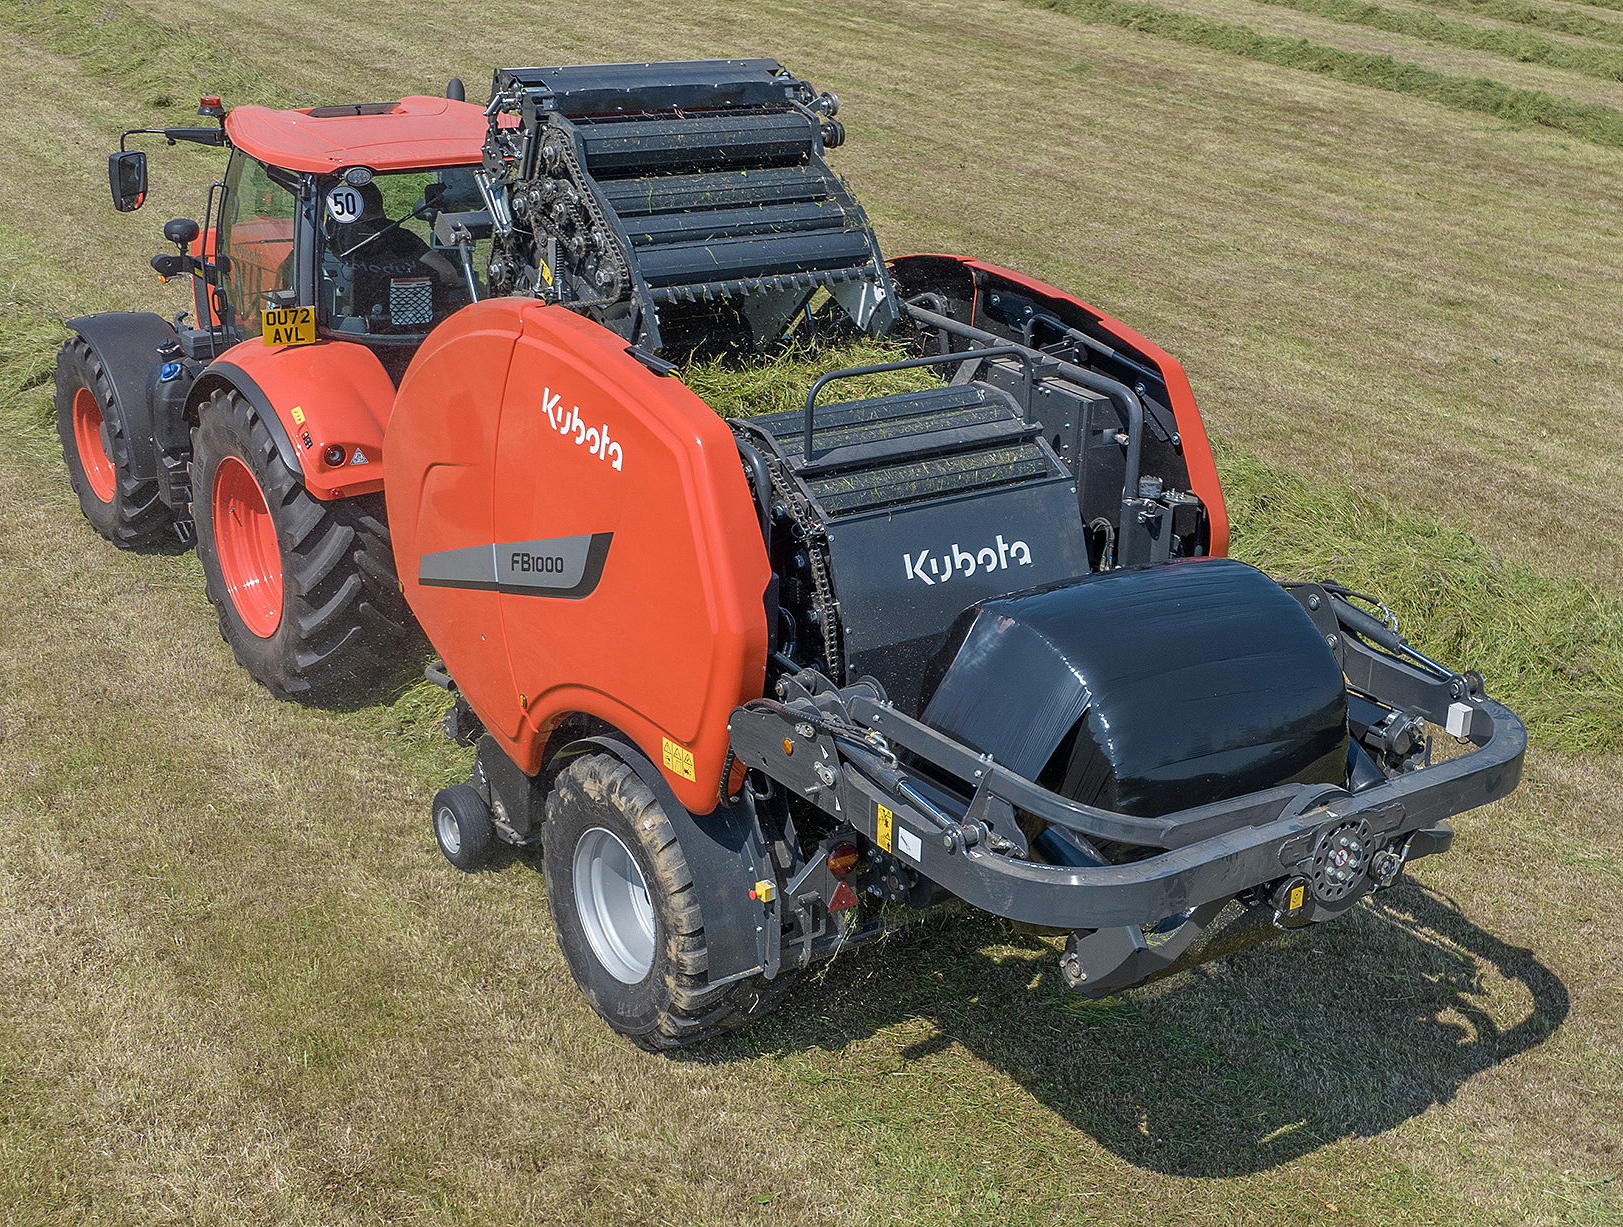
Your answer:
[261,305,316,347]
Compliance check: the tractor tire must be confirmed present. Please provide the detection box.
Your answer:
[54,336,172,548]
[191,386,411,701]
[543,753,796,1051]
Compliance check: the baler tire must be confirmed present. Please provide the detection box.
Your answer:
[432,783,496,871]
[543,753,796,1051]
[54,336,172,548]
[191,387,411,701]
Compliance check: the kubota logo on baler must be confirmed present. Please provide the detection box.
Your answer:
[541,387,623,471]
[904,534,1033,586]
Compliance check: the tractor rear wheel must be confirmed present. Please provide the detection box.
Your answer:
[54,337,172,548]
[191,387,411,701]
[543,753,795,1051]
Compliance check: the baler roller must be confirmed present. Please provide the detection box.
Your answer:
[574,111,818,174]
[485,58,894,351]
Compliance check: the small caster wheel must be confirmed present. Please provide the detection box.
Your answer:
[432,783,495,871]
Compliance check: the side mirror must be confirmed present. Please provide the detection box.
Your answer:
[108,150,148,212]
[163,217,201,248]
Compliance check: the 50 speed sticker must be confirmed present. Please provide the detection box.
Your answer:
[326,184,364,223]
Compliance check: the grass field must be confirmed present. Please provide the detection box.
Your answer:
[0,0,1619,1222]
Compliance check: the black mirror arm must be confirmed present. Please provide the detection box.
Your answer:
[151,253,202,280]
[150,252,226,285]
[118,125,226,151]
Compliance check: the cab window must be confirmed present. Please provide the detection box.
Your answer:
[318,168,487,343]
[216,154,298,335]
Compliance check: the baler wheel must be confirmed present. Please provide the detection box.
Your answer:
[432,783,496,871]
[191,387,412,701]
[543,754,797,1051]
[53,337,172,547]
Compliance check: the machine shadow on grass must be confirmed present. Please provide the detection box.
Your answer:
[299,638,437,715]
[701,881,1568,1178]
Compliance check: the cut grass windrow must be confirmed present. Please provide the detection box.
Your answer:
[1249,0,1623,80]
[0,0,281,107]
[1406,0,1623,49]
[1031,0,1623,145]
[1219,442,1623,756]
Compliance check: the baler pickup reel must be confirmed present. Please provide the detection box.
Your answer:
[482,59,895,353]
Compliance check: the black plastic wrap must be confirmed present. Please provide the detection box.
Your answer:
[921,558,1348,819]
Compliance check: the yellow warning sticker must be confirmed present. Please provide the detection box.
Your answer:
[876,803,894,853]
[1288,883,1306,912]
[661,738,696,782]
[291,404,306,425]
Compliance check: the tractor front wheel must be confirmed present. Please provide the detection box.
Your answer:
[191,387,411,701]
[543,753,795,1051]
[54,337,172,547]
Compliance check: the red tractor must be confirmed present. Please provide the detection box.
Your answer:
[71,87,491,694]
[63,61,1525,1050]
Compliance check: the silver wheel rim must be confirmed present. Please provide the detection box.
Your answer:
[573,826,656,984]
[436,805,463,857]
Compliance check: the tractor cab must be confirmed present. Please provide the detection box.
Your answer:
[121,94,492,373]
[315,167,484,345]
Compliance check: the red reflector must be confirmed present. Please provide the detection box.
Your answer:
[826,843,859,877]
[828,881,859,912]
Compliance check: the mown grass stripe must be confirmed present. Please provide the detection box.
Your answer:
[1220,442,1623,755]
[0,0,286,107]
[1405,0,1623,49]
[1249,0,1623,80]
[1030,0,1623,146]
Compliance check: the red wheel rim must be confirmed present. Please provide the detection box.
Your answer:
[72,386,116,503]
[211,456,284,637]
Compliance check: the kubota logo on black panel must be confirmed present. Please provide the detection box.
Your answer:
[903,534,1033,587]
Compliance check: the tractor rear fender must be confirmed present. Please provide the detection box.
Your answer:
[63,312,179,482]
[387,298,772,814]
[188,337,394,499]
[889,254,1229,557]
